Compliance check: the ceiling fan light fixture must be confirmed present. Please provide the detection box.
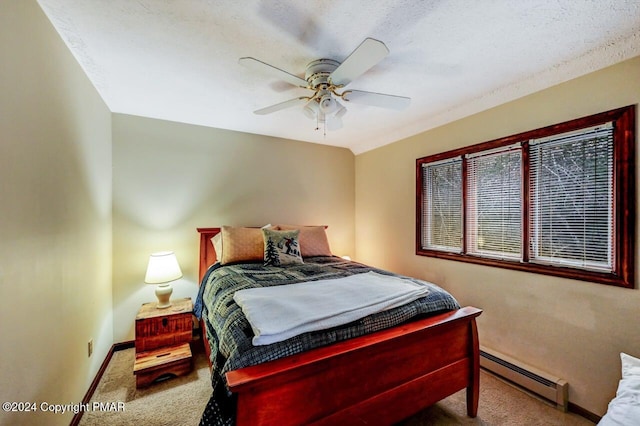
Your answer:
[334,103,347,119]
[303,99,319,119]
[319,94,337,114]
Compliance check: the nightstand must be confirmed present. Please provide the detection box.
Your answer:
[133,297,194,388]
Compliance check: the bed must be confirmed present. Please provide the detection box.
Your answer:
[196,226,482,425]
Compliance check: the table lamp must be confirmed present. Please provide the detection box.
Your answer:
[144,251,183,309]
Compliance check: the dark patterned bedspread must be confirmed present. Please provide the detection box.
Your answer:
[197,256,460,426]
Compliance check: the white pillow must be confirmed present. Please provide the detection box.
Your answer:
[621,353,640,379]
[598,353,640,426]
[210,233,223,260]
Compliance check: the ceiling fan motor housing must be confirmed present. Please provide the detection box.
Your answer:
[305,59,340,88]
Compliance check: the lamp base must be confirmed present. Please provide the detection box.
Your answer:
[155,283,173,309]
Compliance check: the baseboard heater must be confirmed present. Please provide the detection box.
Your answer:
[479,346,568,411]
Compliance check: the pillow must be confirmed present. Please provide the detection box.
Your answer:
[598,353,640,426]
[262,228,303,266]
[622,352,640,378]
[210,232,223,261]
[220,226,265,265]
[213,224,272,264]
[275,225,331,257]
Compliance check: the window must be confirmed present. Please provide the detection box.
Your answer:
[416,106,635,288]
[421,158,462,253]
[466,145,522,260]
[529,124,613,272]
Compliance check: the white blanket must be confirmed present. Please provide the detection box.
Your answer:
[233,271,430,346]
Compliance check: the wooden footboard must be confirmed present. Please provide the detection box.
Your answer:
[227,306,481,425]
[197,227,482,424]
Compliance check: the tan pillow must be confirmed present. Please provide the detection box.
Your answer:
[275,225,332,257]
[221,226,264,265]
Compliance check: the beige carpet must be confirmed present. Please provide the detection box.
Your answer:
[79,344,211,426]
[80,344,595,425]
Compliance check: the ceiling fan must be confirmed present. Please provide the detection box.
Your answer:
[239,38,411,131]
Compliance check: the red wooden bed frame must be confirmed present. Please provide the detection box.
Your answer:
[198,227,482,425]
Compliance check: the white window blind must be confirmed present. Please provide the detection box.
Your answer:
[422,158,462,252]
[529,123,614,271]
[466,145,522,259]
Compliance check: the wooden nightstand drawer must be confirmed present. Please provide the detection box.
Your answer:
[135,297,193,352]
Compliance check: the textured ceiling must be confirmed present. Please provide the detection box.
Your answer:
[37,0,640,154]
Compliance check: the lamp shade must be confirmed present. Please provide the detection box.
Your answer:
[144,251,183,284]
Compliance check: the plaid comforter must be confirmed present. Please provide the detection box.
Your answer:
[197,256,460,425]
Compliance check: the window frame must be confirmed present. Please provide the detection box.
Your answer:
[415,105,636,288]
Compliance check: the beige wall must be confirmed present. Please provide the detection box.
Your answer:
[0,2,113,425]
[355,56,640,415]
[111,114,355,342]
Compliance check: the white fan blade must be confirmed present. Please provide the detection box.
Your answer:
[254,97,308,115]
[343,90,410,110]
[239,57,309,88]
[329,38,389,86]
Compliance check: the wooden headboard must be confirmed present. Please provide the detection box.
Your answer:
[197,227,221,282]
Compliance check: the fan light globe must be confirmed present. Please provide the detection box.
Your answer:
[333,99,347,119]
[303,100,319,119]
[319,94,337,114]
